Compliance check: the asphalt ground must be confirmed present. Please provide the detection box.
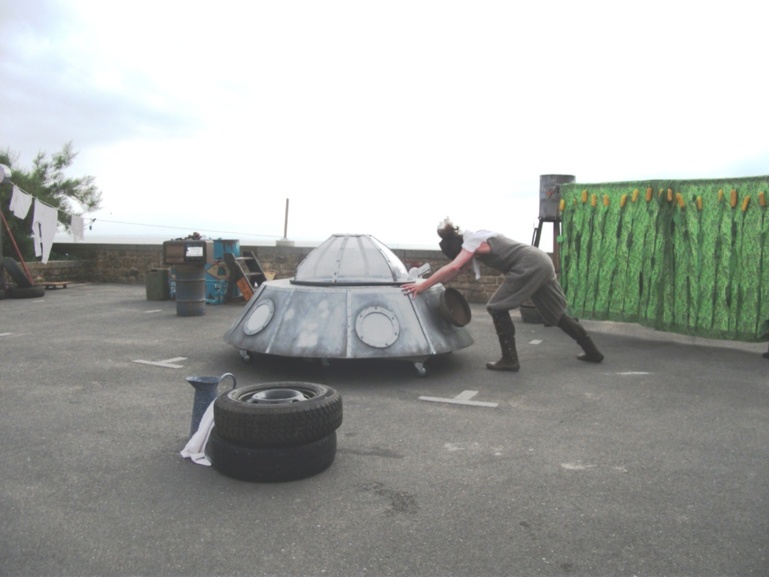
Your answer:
[1,283,768,577]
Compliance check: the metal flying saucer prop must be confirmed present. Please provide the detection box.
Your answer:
[223,234,474,376]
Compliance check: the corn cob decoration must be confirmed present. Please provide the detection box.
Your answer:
[557,176,769,342]
[741,195,750,212]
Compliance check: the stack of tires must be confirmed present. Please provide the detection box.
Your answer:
[208,382,343,482]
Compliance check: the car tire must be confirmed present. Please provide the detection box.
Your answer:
[207,428,337,483]
[7,285,45,299]
[213,382,342,447]
[2,257,34,288]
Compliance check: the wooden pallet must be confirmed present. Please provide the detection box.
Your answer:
[43,281,68,290]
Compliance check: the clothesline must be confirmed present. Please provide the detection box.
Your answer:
[5,182,285,246]
[5,181,84,264]
[6,180,77,218]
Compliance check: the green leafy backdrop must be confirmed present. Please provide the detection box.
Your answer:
[559,176,769,342]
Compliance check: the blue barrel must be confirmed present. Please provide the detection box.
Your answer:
[174,264,206,316]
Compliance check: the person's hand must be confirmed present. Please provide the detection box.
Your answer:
[401,282,421,299]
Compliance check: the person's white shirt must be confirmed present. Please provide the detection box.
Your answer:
[462,229,499,279]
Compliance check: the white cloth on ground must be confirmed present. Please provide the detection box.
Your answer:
[32,199,59,264]
[9,186,33,219]
[180,401,215,466]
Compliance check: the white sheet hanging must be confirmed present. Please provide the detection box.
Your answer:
[70,215,85,241]
[9,186,33,219]
[32,199,59,264]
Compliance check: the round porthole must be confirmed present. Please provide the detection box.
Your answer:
[244,299,275,335]
[355,306,400,348]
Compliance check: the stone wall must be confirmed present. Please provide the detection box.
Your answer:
[25,244,162,284]
[19,242,510,304]
[22,259,94,284]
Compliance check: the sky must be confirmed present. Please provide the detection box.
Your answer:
[2,0,767,251]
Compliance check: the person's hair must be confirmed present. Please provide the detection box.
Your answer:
[437,217,463,260]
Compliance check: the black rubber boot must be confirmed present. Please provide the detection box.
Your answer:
[576,336,604,363]
[557,314,604,363]
[486,311,520,371]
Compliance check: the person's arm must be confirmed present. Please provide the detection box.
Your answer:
[401,248,475,298]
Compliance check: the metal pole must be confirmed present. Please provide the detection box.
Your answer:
[275,198,295,247]
[0,198,3,289]
[0,208,34,278]
[553,219,561,276]
[0,165,13,287]
[283,198,289,239]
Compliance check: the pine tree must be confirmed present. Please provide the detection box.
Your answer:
[0,143,102,260]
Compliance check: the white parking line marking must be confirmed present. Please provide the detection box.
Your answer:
[419,389,498,408]
[561,462,595,470]
[617,371,651,375]
[144,309,162,313]
[0,332,11,338]
[133,356,187,369]
[529,339,543,344]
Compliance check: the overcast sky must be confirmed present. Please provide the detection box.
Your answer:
[2,0,767,250]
